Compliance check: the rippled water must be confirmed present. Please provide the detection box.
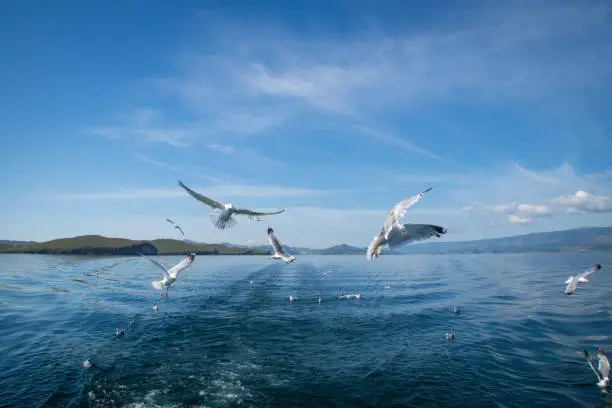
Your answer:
[0,252,611,407]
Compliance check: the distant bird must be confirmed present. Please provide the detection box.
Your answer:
[174,225,185,236]
[152,304,159,312]
[267,226,296,263]
[166,218,175,225]
[367,187,446,260]
[338,293,361,300]
[82,360,91,369]
[584,348,610,388]
[138,252,196,297]
[289,295,297,302]
[178,180,286,230]
[453,307,461,315]
[367,223,447,260]
[564,264,602,295]
[115,328,125,337]
[445,330,456,340]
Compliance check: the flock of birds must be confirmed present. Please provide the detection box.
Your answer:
[87,180,609,391]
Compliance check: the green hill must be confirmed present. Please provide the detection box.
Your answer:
[0,235,269,256]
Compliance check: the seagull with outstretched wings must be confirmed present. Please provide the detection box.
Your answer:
[564,264,602,295]
[267,226,296,263]
[367,187,446,260]
[584,348,610,388]
[178,180,286,230]
[138,252,196,297]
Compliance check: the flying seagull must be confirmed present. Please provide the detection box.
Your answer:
[382,187,432,241]
[174,225,185,236]
[367,223,447,260]
[138,252,196,297]
[564,264,602,295]
[584,348,610,388]
[267,226,296,263]
[166,218,175,225]
[178,180,286,230]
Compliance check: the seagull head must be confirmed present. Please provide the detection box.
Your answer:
[267,225,273,234]
[225,203,234,210]
[188,252,196,261]
[597,348,607,358]
[595,264,602,270]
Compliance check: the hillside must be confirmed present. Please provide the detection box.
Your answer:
[0,235,269,256]
[396,226,612,254]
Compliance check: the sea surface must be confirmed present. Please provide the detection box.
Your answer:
[0,252,611,408]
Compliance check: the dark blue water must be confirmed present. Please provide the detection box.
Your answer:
[1,253,611,407]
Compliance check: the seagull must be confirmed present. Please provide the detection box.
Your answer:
[166,218,175,225]
[174,225,185,236]
[584,348,610,388]
[383,187,432,241]
[367,223,447,260]
[138,252,196,297]
[178,180,286,230]
[267,226,296,263]
[82,360,92,369]
[153,304,159,311]
[289,295,297,302]
[115,328,125,336]
[445,330,456,341]
[452,307,460,314]
[564,264,602,295]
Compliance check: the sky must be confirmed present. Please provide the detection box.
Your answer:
[1,0,612,248]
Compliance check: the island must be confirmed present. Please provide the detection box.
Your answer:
[0,235,269,256]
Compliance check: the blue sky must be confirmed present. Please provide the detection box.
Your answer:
[1,0,612,248]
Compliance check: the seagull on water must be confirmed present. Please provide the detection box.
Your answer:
[564,264,602,295]
[138,252,196,297]
[178,180,285,230]
[267,226,296,263]
[584,348,610,388]
[367,187,446,260]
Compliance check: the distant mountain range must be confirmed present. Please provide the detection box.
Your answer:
[0,235,268,256]
[1,226,610,256]
[197,226,612,255]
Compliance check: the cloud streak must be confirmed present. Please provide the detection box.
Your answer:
[50,184,354,200]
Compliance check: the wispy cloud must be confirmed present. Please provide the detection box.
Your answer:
[50,184,352,200]
[352,125,445,162]
[86,1,612,157]
[88,108,192,147]
[135,153,179,172]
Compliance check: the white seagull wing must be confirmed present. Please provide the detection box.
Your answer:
[578,265,600,280]
[599,353,610,379]
[167,255,194,278]
[178,180,225,209]
[366,229,386,260]
[138,253,170,279]
[267,227,289,257]
[585,350,604,381]
[386,223,447,249]
[236,208,286,216]
[383,187,432,238]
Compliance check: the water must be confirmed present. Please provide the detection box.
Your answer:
[0,252,611,408]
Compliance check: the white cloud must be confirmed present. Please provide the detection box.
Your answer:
[508,214,531,224]
[552,190,612,213]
